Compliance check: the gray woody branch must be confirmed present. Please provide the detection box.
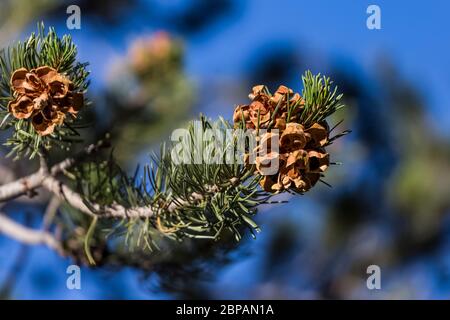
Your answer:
[0,140,155,219]
[0,211,62,252]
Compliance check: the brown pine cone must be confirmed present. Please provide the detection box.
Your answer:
[8,66,83,136]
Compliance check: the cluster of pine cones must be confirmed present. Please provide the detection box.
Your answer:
[233,85,330,193]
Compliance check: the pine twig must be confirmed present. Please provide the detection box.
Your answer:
[41,176,155,219]
[0,211,62,253]
[0,139,109,202]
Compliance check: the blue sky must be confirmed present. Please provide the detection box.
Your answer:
[63,0,450,133]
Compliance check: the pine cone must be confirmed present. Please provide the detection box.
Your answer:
[8,66,83,136]
[233,85,303,130]
[234,85,330,194]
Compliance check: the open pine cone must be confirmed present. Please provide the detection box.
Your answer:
[233,85,303,130]
[234,85,330,193]
[8,66,83,135]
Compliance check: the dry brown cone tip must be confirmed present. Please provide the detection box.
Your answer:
[8,66,84,136]
[234,85,330,194]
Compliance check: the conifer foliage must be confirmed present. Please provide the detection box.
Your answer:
[0,24,349,264]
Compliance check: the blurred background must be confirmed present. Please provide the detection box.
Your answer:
[1,0,450,299]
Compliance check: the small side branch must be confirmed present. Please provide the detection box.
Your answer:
[0,170,45,202]
[0,212,63,253]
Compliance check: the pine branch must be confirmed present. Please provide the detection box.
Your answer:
[0,24,350,263]
[42,176,155,219]
[0,138,110,202]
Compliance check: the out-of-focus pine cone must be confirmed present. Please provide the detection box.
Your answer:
[8,66,83,136]
[128,31,181,75]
